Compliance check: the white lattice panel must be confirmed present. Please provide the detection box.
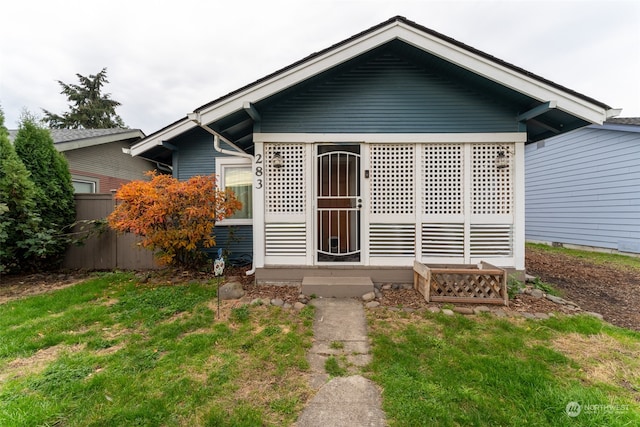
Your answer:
[422,223,464,257]
[470,224,513,257]
[265,144,306,214]
[369,224,415,256]
[422,144,463,215]
[369,144,415,215]
[471,144,513,215]
[265,223,306,256]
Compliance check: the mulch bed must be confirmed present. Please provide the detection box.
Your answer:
[2,247,639,331]
[525,246,640,331]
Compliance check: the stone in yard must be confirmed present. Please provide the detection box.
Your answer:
[362,292,376,302]
[283,303,292,309]
[442,309,454,316]
[219,281,245,300]
[453,307,474,315]
[402,307,416,313]
[427,306,440,313]
[365,301,380,309]
[374,289,382,299]
[525,274,537,283]
[473,306,491,315]
[382,284,392,290]
[521,312,536,319]
[270,298,284,307]
[494,309,507,318]
[546,295,566,305]
[534,312,550,320]
[293,302,306,311]
[530,289,544,299]
[250,298,264,306]
[400,283,413,290]
[584,311,604,320]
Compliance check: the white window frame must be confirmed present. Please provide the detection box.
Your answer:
[71,176,98,193]
[215,157,253,225]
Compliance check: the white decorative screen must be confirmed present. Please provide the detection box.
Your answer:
[369,144,414,215]
[369,224,415,257]
[265,144,306,214]
[422,223,464,257]
[471,144,513,215]
[422,144,463,215]
[265,223,306,256]
[470,224,513,257]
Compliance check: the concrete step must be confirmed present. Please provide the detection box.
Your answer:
[302,276,374,298]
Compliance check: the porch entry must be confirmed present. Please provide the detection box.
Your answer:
[316,144,362,262]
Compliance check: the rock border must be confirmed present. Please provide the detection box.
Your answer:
[237,279,605,321]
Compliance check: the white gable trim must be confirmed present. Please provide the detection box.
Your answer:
[131,119,191,156]
[197,22,611,126]
[132,19,614,156]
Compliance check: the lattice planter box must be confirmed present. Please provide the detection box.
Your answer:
[414,261,508,306]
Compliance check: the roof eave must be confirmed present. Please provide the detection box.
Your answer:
[56,129,145,151]
[130,118,191,157]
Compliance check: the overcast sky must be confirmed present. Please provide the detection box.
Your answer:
[1,0,639,134]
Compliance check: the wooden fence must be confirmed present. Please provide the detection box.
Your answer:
[63,194,159,270]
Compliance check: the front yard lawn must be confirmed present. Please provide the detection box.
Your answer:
[367,309,640,426]
[2,263,640,426]
[0,272,314,426]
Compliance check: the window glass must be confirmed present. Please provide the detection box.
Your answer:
[224,166,252,220]
[72,180,96,193]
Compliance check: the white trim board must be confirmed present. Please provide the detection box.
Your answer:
[254,133,527,143]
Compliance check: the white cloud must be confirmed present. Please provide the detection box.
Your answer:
[1,0,638,133]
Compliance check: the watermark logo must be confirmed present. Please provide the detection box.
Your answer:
[566,401,629,417]
[566,401,581,417]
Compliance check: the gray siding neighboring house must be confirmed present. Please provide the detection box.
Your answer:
[525,118,640,254]
[9,128,159,193]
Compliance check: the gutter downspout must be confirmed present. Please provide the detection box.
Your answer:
[187,112,256,276]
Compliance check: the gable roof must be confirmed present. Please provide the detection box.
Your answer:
[8,128,145,151]
[605,117,640,126]
[594,117,640,133]
[132,15,619,158]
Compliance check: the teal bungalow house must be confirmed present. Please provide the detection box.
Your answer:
[131,16,618,284]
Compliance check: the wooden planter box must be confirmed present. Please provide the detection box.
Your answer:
[414,261,508,306]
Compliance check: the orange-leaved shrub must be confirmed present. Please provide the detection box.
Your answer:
[108,172,241,268]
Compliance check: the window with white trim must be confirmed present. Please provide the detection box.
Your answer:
[71,177,97,193]
[216,157,253,224]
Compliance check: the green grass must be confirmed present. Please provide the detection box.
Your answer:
[0,272,313,426]
[324,356,347,377]
[367,309,640,426]
[4,263,640,426]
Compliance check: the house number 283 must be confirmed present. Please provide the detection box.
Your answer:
[255,154,263,189]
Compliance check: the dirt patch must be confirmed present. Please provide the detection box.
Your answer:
[526,246,640,331]
[0,344,84,383]
[552,333,640,390]
[0,272,91,304]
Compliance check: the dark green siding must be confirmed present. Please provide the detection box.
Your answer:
[206,225,253,266]
[260,44,518,134]
[172,128,217,180]
[170,128,253,264]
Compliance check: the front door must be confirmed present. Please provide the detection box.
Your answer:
[316,145,362,263]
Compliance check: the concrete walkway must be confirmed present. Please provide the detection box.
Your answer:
[295,298,387,427]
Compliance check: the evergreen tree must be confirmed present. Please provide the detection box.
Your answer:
[42,67,126,129]
[14,115,76,268]
[0,108,45,273]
